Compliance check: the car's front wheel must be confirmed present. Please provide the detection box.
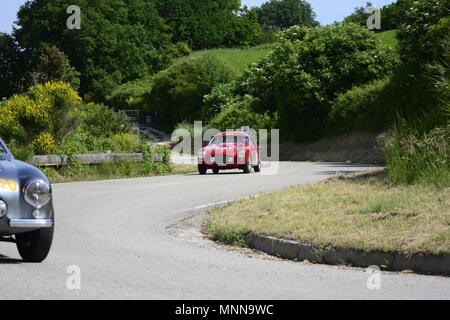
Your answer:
[16,226,54,263]
[198,165,207,175]
[253,161,261,173]
[243,156,252,174]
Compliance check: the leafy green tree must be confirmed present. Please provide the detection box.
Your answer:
[223,7,264,47]
[147,56,234,128]
[397,0,450,64]
[0,33,27,98]
[343,0,423,32]
[156,0,261,49]
[255,0,318,30]
[343,2,372,27]
[381,0,414,31]
[14,0,175,101]
[33,46,80,89]
[234,24,398,141]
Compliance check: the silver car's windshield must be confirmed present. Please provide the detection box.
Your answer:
[0,143,6,154]
[0,140,11,159]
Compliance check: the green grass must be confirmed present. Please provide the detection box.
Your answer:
[42,163,197,183]
[204,171,450,255]
[376,29,399,48]
[189,44,273,77]
[379,125,449,187]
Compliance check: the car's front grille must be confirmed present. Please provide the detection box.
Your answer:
[214,154,234,165]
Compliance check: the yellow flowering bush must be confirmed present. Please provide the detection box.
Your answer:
[28,81,81,108]
[111,133,140,152]
[32,132,56,155]
[0,81,81,145]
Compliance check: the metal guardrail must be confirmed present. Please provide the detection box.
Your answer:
[30,153,164,167]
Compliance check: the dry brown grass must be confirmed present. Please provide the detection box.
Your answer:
[204,170,450,255]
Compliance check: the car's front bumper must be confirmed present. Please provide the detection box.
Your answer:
[199,155,247,168]
[9,219,54,228]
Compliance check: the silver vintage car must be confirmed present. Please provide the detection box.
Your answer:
[0,138,54,262]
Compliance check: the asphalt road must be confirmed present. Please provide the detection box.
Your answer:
[0,162,449,299]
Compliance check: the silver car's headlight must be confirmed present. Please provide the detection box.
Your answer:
[0,200,7,218]
[24,179,51,208]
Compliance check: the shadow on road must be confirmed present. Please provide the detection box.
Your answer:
[0,254,22,264]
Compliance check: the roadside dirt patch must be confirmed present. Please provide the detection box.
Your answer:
[280,132,384,163]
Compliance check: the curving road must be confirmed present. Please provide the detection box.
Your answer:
[0,162,449,299]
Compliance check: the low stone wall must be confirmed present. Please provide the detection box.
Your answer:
[30,153,163,167]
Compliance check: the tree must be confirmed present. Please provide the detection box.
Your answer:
[343,3,372,27]
[14,0,175,102]
[255,0,318,30]
[33,46,80,89]
[235,24,398,141]
[223,7,264,47]
[156,0,259,49]
[0,33,27,98]
[147,57,234,128]
[397,0,450,64]
[344,0,417,31]
[381,0,414,31]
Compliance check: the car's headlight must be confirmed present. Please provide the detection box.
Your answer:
[237,150,246,158]
[0,200,7,218]
[198,151,205,158]
[24,179,51,208]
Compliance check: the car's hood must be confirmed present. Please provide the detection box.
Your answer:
[0,159,49,186]
[203,143,248,153]
[0,159,52,221]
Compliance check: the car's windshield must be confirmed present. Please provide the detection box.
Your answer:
[0,143,6,154]
[210,135,250,145]
[0,141,9,160]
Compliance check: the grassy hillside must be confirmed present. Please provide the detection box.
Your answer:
[189,45,274,77]
[376,29,398,48]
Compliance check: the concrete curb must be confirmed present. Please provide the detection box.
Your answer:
[245,234,450,276]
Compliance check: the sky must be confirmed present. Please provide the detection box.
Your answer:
[0,0,396,34]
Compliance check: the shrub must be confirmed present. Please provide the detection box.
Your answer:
[209,95,276,131]
[57,103,134,155]
[147,56,234,128]
[174,42,192,58]
[233,23,398,141]
[0,81,81,144]
[75,103,131,138]
[397,0,449,64]
[328,78,397,134]
[106,77,154,110]
[111,133,140,153]
[379,124,450,187]
[202,82,237,121]
[32,132,56,155]
[33,46,80,90]
[7,140,34,161]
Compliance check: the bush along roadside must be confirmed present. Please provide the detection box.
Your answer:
[39,143,179,184]
[379,124,449,187]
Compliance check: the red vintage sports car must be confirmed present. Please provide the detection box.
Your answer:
[197,132,261,175]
